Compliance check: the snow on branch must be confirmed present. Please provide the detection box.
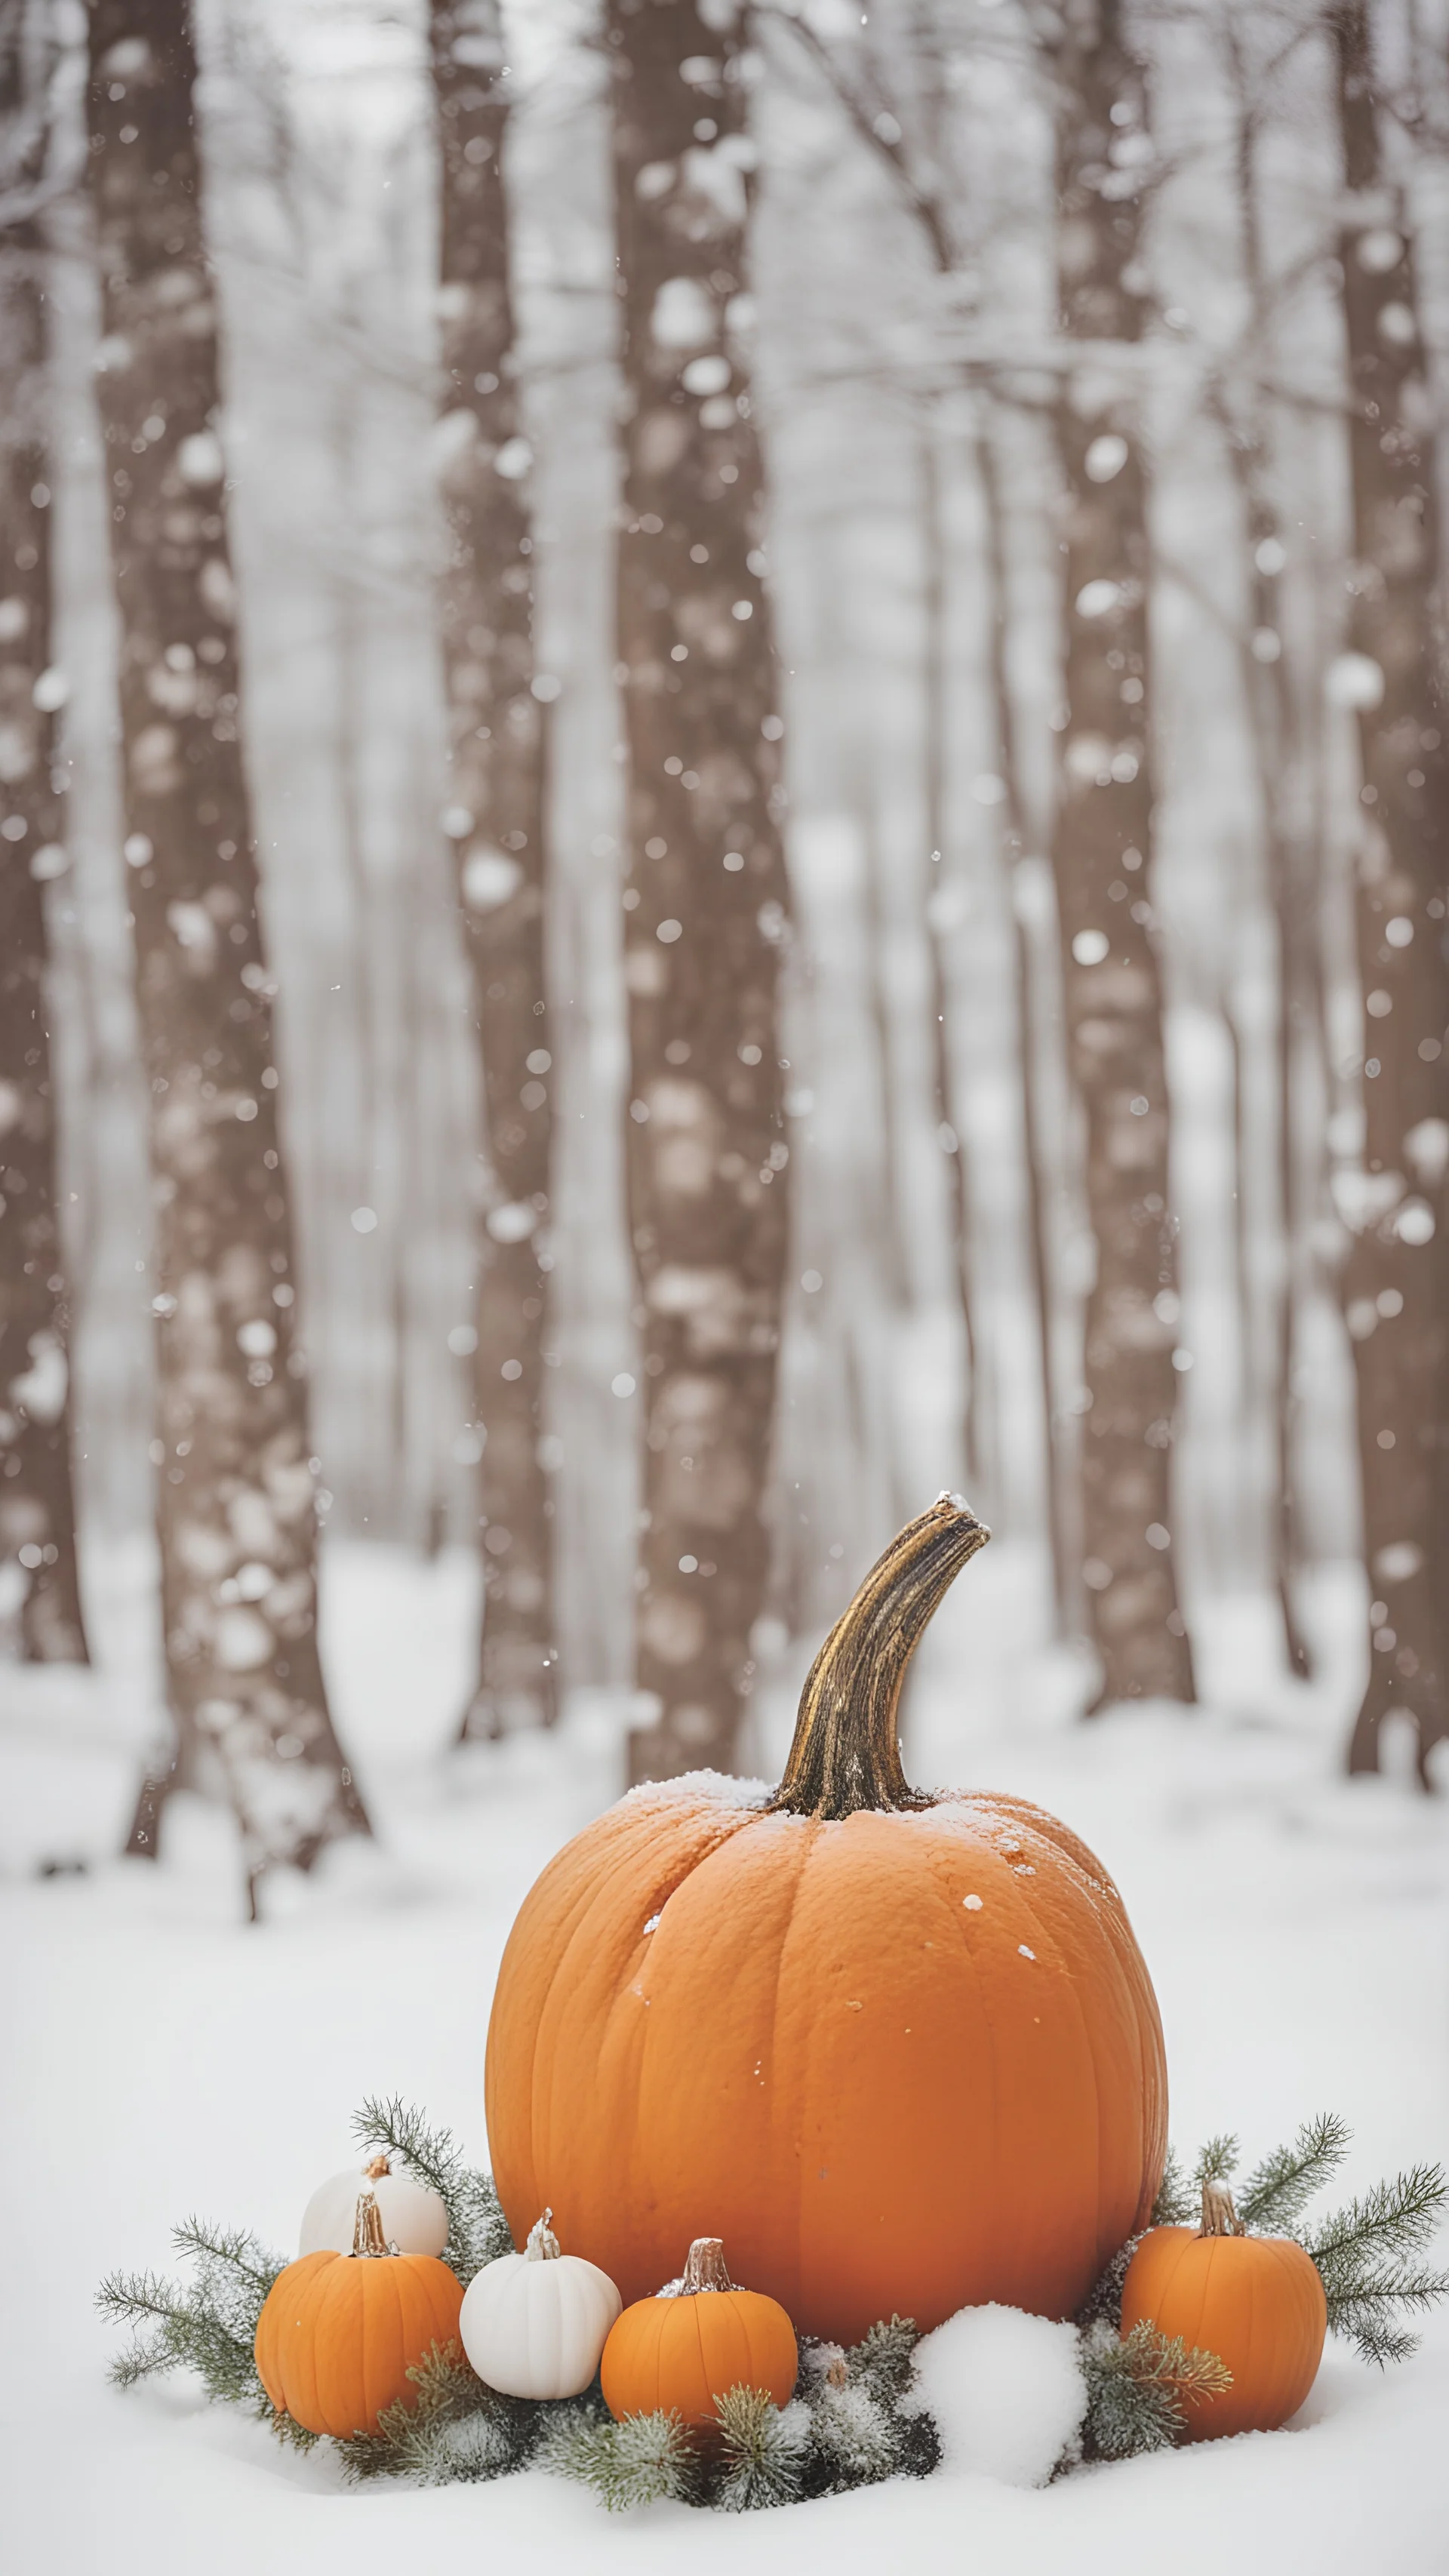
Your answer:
[351,2094,512,2282]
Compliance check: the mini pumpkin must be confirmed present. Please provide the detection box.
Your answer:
[486,1497,1167,2343]
[601,2236,797,2433]
[299,2153,448,2260]
[1121,2181,1327,2439]
[255,2184,463,2437]
[460,2208,621,2399]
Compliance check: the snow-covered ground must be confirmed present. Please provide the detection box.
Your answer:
[3,1535,1447,2571]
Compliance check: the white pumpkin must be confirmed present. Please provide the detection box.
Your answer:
[298,2154,448,2259]
[460,2208,621,2399]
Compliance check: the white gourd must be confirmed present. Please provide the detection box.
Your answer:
[298,2155,448,2259]
[460,2209,621,2399]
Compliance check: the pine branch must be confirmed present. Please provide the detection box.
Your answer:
[1075,2237,1137,2330]
[97,2265,297,2430]
[1080,2319,1232,2461]
[1192,2133,1240,2191]
[1302,2165,1449,2365]
[1238,2114,1350,2233]
[713,2386,810,2511]
[1152,2147,1195,2226]
[97,2222,304,2439]
[170,2217,281,2290]
[351,2096,462,2203]
[540,2407,698,2511]
[350,2097,511,2283]
[845,2313,920,2405]
[1304,2164,1447,2270]
[335,2341,534,2485]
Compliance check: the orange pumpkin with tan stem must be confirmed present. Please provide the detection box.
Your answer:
[254,2185,463,2437]
[601,2237,797,2433]
[1121,2181,1327,2439]
[485,1497,1168,2345]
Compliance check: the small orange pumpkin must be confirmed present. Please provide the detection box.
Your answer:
[486,1498,1167,2344]
[1121,2181,1327,2439]
[600,2236,797,2433]
[254,2184,463,2436]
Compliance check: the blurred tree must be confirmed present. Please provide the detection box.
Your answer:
[1205,6,1321,1679]
[0,0,88,1664]
[87,0,368,1904]
[429,0,557,1737]
[1041,0,1195,1707]
[608,0,790,1780]
[1331,1,1449,1785]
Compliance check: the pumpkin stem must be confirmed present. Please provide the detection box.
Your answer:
[1199,2181,1246,2238]
[351,2188,392,2259]
[525,2208,562,2261]
[681,2236,734,2294]
[771,1494,990,1820]
[363,2155,390,2181]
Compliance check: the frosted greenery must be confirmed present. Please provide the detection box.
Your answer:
[351,2094,512,2282]
[1079,2319,1235,2459]
[1078,2113,1448,2377]
[96,2217,309,2449]
[99,2098,1446,2507]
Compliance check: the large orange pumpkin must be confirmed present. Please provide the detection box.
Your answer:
[254,2187,463,2436]
[1121,2181,1327,2439]
[601,2236,798,2433]
[485,1497,1167,2344]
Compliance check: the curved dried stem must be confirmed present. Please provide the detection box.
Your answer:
[771,1497,990,1820]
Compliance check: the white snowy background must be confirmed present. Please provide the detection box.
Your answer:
[5,0,1449,2565]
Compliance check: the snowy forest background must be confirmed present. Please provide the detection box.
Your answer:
[3,0,1449,1908]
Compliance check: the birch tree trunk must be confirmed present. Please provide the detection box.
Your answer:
[608,0,790,1780]
[1333,2,1449,1784]
[0,7,88,1665]
[429,0,556,1736]
[1046,0,1194,1707]
[88,0,368,1897]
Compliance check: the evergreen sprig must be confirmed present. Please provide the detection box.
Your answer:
[351,2095,512,2283]
[713,2387,812,2510]
[793,2315,939,2496]
[1080,2319,1233,2460]
[1238,2114,1350,2233]
[1192,2132,1240,2191]
[96,2219,307,2446]
[1149,2145,1195,2227]
[335,2341,538,2485]
[541,2406,698,2511]
[1302,2165,1449,2366]
[1079,2117,1447,2387]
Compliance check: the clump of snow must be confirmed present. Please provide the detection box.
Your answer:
[621,1765,773,1809]
[912,2304,1085,2487]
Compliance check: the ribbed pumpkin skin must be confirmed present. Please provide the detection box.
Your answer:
[485,1781,1166,2344]
[1121,2227,1327,2439]
[460,2247,622,2399]
[253,2250,463,2436]
[601,2287,798,2430]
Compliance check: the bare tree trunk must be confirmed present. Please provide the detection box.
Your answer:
[974,400,1075,1637]
[87,0,368,1900]
[1332,2,1449,1784]
[919,401,980,1497]
[609,0,790,1780]
[0,5,88,1665]
[429,0,557,1736]
[1046,0,1194,1707]
[1211,13,1315,1679]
